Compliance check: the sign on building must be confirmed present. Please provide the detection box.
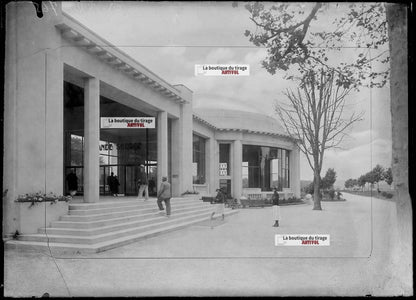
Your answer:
[101,117,155,129]
[219,162,228,176]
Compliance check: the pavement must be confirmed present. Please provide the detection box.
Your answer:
[3,193,412,297]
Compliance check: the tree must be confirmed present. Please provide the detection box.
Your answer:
[383,167,393,186]
[276,68,362,210]
[344,178,354,189]
[371,164,385,190]
[236,2,411,288]
[364,170,377,190]
[240,2,389,89]
[357,174,366,191]
[321,168,337,190]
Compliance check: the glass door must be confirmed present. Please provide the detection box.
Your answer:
[125,165,138,196]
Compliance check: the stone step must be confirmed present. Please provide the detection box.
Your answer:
[60,202,212,222]
[39,206,215,236]
[68,198,199,215]
[18,208,234,244]
[51,203,214,229]
[6,209,239,254]
[68,197,199,210]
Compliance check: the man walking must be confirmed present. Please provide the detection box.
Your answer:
[137,164,149,201]
[157,176,171,217]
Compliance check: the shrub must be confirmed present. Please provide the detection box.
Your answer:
[328,189,335,200]
[181,190,199,195]
[381,191,394,199]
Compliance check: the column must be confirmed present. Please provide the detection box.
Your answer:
[170,118,181,196]
[290,145,301,198]
[232,139,242,199]
[84,77,100,203]
[180,102,193,193]
[157,111,168,191]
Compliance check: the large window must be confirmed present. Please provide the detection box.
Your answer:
[242,145,290,191]
[99,140,118,165]
[192,134,206,184]
[219,143,230,176]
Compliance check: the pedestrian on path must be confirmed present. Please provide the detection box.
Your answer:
[211,188,225,221]
[272,187,280,227]
[157,176,171,217]
[137,164,149,201]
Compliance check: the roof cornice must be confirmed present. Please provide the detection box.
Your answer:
[192,114,298,142]
[57,12,188,104]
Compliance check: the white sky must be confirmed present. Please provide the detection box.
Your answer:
[62,2,392,186]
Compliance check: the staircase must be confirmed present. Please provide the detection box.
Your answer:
[6,197,239,254]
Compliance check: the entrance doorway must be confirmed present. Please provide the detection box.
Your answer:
[99,164,157,196]
[63,81,160,197]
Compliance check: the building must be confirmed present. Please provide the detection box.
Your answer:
[3,2,300,237]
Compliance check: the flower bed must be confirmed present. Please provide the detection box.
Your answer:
[240,197,304,208]
[15,192,71,234]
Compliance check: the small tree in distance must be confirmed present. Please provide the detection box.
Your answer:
[383,167,393,186]
[371,164,385,190]
[321,168,337,190]
[358,174,367,191]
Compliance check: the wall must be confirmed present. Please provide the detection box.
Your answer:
[192,119,218,196]
[3,2,64,236]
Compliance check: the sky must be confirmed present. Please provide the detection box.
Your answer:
[62,2,392,186]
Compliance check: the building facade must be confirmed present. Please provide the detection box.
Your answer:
[3,2,300,237]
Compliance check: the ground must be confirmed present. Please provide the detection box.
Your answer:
[3,193,411,297]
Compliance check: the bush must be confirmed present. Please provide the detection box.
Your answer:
[328,189,335,200]
[381,191,394,199]
[181,190,199,195]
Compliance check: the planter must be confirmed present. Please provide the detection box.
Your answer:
[202,196,215,203]
[17,201,69,234]
[240,199,271,208]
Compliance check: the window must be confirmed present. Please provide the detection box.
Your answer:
[192,134,206,184]
[219,144,230,176]
[70,134,83,166]
[242,145,290,191]
[99,140,118,165]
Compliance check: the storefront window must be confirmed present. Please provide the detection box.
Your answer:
[219,143,230,176]
[70,134,83,166]
[192,134,206,184]
[242,145,290,191]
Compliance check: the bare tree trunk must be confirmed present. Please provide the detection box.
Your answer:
[386,3,412,294]
[313,170,322,210]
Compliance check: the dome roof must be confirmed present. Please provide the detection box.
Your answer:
[193,108,288,137]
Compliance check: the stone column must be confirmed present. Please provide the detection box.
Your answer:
[157,111,168,191]
[232,139,242,199]
[83,77,100,203]
[290,144,301,198]
[204,137,218,196]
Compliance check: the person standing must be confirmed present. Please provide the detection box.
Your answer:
[272,187,280,227]
[211,188,225,221]
[66,169,78,196]
[137,164,149,201]
[107,172,115,196]
[113,175,120,196]
[157,176,171,217]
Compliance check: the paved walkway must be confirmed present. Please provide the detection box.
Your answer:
[4,193,411,297]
